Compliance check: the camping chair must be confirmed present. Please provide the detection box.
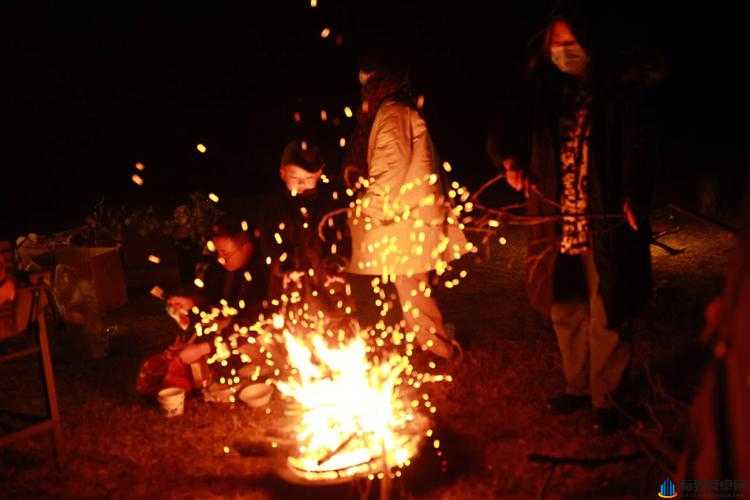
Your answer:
[0,283,63,466]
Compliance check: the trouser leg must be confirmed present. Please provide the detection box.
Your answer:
[394,273,450,357]
[582,253,631,408]
[551,298,591,396]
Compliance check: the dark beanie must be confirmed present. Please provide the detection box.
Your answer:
[357,45,410,83]
[280,140,324,173]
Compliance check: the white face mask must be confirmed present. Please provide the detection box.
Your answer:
[550,44,589,76]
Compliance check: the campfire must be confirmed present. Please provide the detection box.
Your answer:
[275,329,430,485]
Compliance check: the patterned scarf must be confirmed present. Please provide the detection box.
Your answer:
[559,88,592,255]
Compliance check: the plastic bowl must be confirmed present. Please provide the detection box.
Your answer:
[239,383,274,408]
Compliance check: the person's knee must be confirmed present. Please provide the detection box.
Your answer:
[179,342,210,364]
[551,300,588,328]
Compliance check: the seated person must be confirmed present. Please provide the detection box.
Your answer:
[136,215,269,396]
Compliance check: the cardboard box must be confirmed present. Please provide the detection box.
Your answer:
[54,247,127,312]
[0,286,46,341]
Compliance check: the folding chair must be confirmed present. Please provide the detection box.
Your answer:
[0,284,63,466]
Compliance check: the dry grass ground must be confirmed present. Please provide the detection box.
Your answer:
[0,206,734,499]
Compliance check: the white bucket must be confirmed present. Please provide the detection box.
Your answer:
[158,387,185,417]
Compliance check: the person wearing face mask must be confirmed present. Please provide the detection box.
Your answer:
[548,38,589,77]
[491,3,666,434]
[343,49,467,361]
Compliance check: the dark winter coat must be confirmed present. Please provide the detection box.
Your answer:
[259,185,349,300]
[196,251,269,326]
[525,63,660,329]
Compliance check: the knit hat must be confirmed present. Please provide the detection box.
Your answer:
[356,43,411,87]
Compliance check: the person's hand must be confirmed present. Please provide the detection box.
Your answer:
[343,165,363,189]
[283,271,305,289]
[167,296,195,314]
[167,296,195,330]
[323,274,346,288]
[622,199,639,231]
[502,158,528,194]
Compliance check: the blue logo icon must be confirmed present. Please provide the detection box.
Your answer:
[658,477,678,498]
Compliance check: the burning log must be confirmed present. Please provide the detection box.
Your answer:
[316,432,357,466]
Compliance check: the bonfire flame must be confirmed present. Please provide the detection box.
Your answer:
[277,331,423,479]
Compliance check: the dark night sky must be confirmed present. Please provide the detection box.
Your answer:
[2,1,747,235]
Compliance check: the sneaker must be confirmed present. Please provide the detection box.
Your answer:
[546,393,591,415]
[418,325,463,363]
[434,331,463,364]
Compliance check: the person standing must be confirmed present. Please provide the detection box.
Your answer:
[345,52,466,360]
[497,4,664,433]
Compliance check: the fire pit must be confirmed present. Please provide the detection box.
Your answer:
[201,297,452,496]
[273,332,432,488]
[276,413,429,486]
